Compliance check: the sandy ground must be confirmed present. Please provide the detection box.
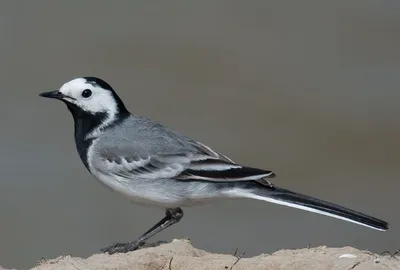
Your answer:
[1,239,399,270]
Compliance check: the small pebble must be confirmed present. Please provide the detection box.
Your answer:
[339,254,357,259]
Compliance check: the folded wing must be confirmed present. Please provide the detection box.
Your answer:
[91,140,275,184]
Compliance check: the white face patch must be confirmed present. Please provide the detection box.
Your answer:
[59,78,118,116]
[59,78,120,139]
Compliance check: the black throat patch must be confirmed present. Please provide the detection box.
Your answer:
[65,103,108,169]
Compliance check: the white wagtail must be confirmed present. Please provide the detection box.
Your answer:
[39,77,389,254]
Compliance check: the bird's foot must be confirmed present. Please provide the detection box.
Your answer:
[101,241,142,254]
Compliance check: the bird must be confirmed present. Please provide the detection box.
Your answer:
[39,77,389,254]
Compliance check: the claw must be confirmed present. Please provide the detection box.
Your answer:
[101,242,128,254]
[101,242,141,254]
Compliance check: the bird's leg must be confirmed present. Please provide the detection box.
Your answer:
[101,207,184,254]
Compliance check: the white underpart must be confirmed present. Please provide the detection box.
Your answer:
[227,190,386,231]
[58,78,119,139]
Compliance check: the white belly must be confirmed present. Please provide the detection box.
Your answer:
[90,168,226,208]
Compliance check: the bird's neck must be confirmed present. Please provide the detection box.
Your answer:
[66,103,129,169]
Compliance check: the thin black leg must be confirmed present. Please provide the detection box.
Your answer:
[101,207,184,254]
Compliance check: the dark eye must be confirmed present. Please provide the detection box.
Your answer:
[81,89,92,98]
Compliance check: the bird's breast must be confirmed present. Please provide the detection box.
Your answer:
[74,137,95,170]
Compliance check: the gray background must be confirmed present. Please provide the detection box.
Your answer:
[0,1,399,269]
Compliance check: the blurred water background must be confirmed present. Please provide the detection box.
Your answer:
[0,1,399,269]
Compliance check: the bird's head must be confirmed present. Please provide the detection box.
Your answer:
[39,77,129,119]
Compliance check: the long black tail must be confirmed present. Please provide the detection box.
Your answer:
[243,185,389,231]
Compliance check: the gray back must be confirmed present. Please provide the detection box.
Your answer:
[94,115,203,159]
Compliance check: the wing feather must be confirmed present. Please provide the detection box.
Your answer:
[91,139,275,184]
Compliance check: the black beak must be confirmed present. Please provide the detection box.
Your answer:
[39,90,64,100]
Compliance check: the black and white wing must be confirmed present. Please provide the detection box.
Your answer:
[175,141,275,183]
[90,139,275,185]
